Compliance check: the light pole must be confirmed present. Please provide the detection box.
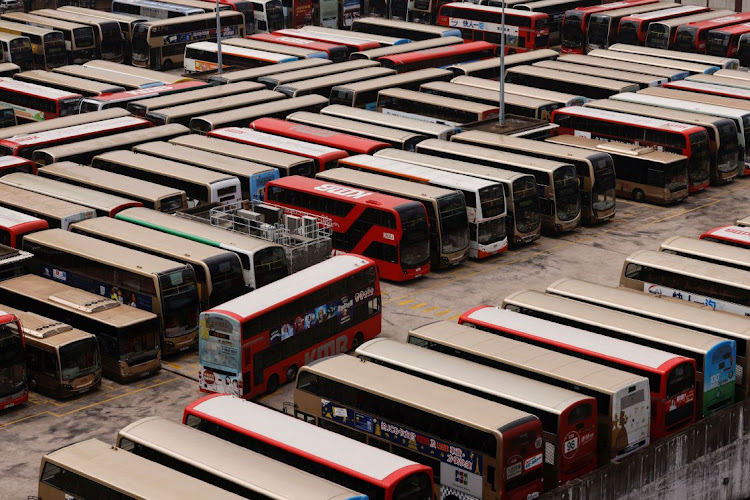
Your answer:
[215,0,223,74]
[499,1,505,126]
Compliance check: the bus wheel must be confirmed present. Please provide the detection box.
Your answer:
[163,59,173,70]
[266,374,280,394]
[633,189,645,203]
[286,365,298,383]
[351,333,365,350]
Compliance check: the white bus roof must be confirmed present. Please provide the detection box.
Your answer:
[0,206,43,227]
[0,108,130,141]
[661,235,750,268]
[188,394,421,481]
[554,106,699,131]
[0,156,29,167]
[212,127,344,157]
[321,104,457,137]
[2,116,149,147]
[625,249,750,290]
[704,225,750,245]
[187,40,297,62]
[612,92,750,118]
[208,255,371,318]
[0,76,80,99]
[95,150,239,184]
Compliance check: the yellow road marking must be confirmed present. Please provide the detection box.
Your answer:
[398,299,415,306]
[423,306,440,312]
[435,310,451,316]
[410,302,426,310]
[448,314,461,321]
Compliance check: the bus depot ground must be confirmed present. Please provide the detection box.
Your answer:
[2,179,750,497]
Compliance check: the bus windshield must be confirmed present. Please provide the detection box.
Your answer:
[665,162,688,192]
[673,26,698,52]
[253,247,288,289]
[100,23,124,56]
[59,97,81,116]
[266,1,285,31]
[0,320,24,400]
[437,192,469,255]
[562,11,584,50]
[120,321,159,366]
[479,184,505,218]
[647,24,670,48]
[11,38,33,66]
[718,121,740,173]
[593,157,616,212]
[514,177,542,234]
[131,23,149,63]
[690,133,711,183]
[46,35,67,66]
[666,361,695,398]
[586,16,610,47]
[706,31,732,56]
[159,268,200,339]
[60,337,101,381]
[396,202,430,269]
[554,167,580,222]
[73,27,95,48]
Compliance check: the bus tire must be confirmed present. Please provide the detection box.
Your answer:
[163,59,173,70]
[286,365,298,383]
[266,374,280,394]
[633,189,645,203]
[351,332,365,350]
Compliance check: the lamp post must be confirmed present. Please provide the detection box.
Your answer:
[215,0,223,74]
[499,2,505,126]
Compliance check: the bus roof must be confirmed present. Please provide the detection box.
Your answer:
[505,66,641,92]
[702,225,750,245]
[318,166,458,200]
[41,439,246,500]
[472,303,681,370]
[321,104,458,137]
[587,48,720,73]
[257,59,380,87]
[0,206,45,227]
[169,134,313,169]
[377,87,499,113]
[56,6,149,23]
[625,249,750,290]
[0,19,60,36]
[0,274,157,327]
[661,235,750,267]
[664,79,750,99]
[0,77,80,100]
[608,43,738,67]
[0,172,141,214]
[14,70,125,96]
[287,111,426,143]
[210,254,372,319]
[186,394,426,481]
[0,182,96,221]
[187,40,298,63]
[95,150,240,184]
[0,155,31,168]
[252,118,390,153]
[24,228,189,274]
[585,99,730,127]
[417,139,574,172]
[221,37,326,59]
[208,59,332,84]
[439,2,545,17]
[552,105,703,132]
[302,353,538,431]
[147,89,285,125]
[621,4,707,21]
[448,49,559,75]
[422,81,558,108]
[453,130,611,162]
[547,278,750,339]
[610,92,750,118]
[686,73,750,90]
[358,338,590,413]
[115,206,282,252]
[556,54,688,80]
[276,67,396,95]
[2,306,94,347]
[546,134,686,163]
[52,66,162,89]
[300,25,409,45]
[210,126,346,158]
[88,81,210,103]
[534,60,666,85]
[2,11,91,30]
[408,321,649,393]
[128,81,264,114]
[1,116,150,149]
[135,9,240,27]
[332,68,453,93]
[351,36,463,59]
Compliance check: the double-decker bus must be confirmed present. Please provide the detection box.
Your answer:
[251,118,390,155]
[1,12,96,64]
[251,0,284,33]
[0,173,142,217]
[436,3,550,54]
[31,9,124,63]
[447,49,558,78]
[663,78,750,100]
[0,32,32,71]
[0,116,151,159]
[375,148,542,246]
[547,135,689,205]
[420,80,563,121]
[452,77,588,107]
[189,94,328,133]
[621,249,750,318]
[209,126,347,172]
[302,25,409,45]
[506,290,735,418]
[378,41,496,73]
[250,33,348,62]
[317,167,470,269]
[128,81,263,117]
[377,88,499,128]
[534,60,667,89]
[504,66,640,99]
[451,130,616,225]
[53,65,163,90]
[329,68,453,109]
[330,153,507,259]
[0,183,94,230]
[116,206,288,291]
[0,206,48,248]
[38,439,248,500]
[184,394,434,499]
[146,0,233,13]
[415,139,581,233]
[37,162,187,214]
[608,42,739,69]
[0,308,25,410]
[112,0,204,17]
[224,36,328,59]
[515,0,601,47]
[551,106,711,192]
[660,235,750,272]
[356,338,598,488]
[585,98,740,185]
[14,70,124,97]
[295,353,546,500]
[556,53,689,81]
[700,225,750,250]
[0,21,65,70]
[273,67,396,99]
[587,47,720,74]
[79,81,211,112]
[707,23,750,59]
[0,105,129,139]
[55,7,148,62]
[0,274,160,381]
[256,59,379,90]
[350,36,462,61]
[685,72,750,91]
[672,12,750,53]
[265,176,430,280]
[6,305,101,399]
[23,229,201,355]
[468,303,696,438]
[200,254,379,396]
[352,17,460,38]
[287,111,428,151]
[584,2,680,52]
[0,155,34,175]
[70,217,246,310]
[321,104,458,140]
[617,5,709,46]
[117,417,371,500]
[0,77,80,122]
[146,89,284,126]
[715,68,750,82]
[611,90,750,176]
[183,41,297,74]
[547,278,750,400]
[133,140,279,201]
[274,28,380,53]
[92,150,241,208]
[407,321,651,465]
[82,59,196,84]
[31,123,188,166]
[131,11,245,70]
[0,64,18,80]
[169,133,316,177]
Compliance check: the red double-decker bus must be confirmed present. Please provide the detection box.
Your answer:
[272,28,380,53]
[80,80,211,112]
[249,32,349,62]
[617,4,709,46]
[378,41,496,73]
[265,176,430,281]
[673,12,750,53]
[0,310,26,411]
[198,254,382,397]
[0,207,48,248]
[700,225,750,250]
[0,78,81,123]
[0,116,151,159]
[199,0,255,36]
[460,303,697,440]
[551,106,711,192]
[561,0,660,53]
[251,118,390,155]
[0,156,35,176]
[209,127,347,172]
[706,22,750,58]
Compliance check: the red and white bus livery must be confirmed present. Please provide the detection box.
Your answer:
[80,80,211,112]
[700,225,750,250]
[0,156,36,176]
[0,206,49,248]
[0,77,81,122]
